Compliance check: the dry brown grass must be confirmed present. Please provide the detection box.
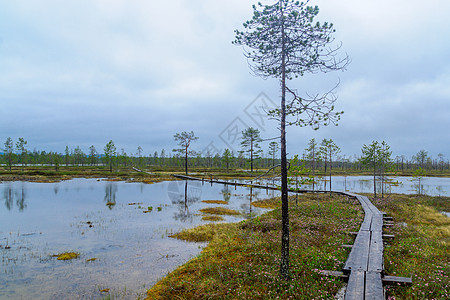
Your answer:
[141,179,155,184]
[199,207,240,216]
[251,197,280,209]
[53,252,80,260]
[169,223,234,242]
[201,215,225,222]
[202,200,228,205]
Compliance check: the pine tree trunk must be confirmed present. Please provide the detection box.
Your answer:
[185,146,188,175]
[250,140,254,173]
[373,160,377,198]
[312,148,315,191]
[329,151,332,195]
[280,4,290,280]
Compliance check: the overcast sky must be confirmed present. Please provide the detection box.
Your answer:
[1,0,449,161]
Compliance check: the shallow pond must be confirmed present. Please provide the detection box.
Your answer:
[0,179,278,299]
[295,175,450,197]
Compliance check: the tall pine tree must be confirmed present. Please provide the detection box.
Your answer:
[234,0,349,279]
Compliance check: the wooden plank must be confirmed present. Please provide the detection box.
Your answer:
[357,196,373,210]
[357,196,371,212]
[344,231,370,273]
[368,206,382,216]
[359,214,372,232]
[358,196,382,216]
[365,271,384,300]
[370,214,384,232]
[355,196,373,232]
[382,276,412,286]
[345,270,365,300]
[344,192,359,198]
[368,231,384,273]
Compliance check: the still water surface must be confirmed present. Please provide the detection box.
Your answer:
[0,179,278,299]
[309,175,450,196]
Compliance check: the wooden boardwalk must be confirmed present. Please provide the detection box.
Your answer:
[172,175,404,299]
[172,174,331,194]
[340,192,385,300]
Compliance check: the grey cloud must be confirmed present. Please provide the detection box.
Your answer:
[0,0,449,160]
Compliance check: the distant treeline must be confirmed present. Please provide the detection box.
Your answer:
[1,137,449,173]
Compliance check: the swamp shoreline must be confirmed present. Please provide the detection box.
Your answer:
[1,168,449,299]
[146,192,449,299]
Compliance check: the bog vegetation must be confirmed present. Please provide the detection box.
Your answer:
[147,193,449,299]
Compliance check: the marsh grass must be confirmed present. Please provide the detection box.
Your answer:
[147,193,363,299]
[149,194,449,299]
[2,165,450,184]
[199,207,240,216]
[141,179,155,184]
[202,200,229,205]
[0,166,175,183]
[53,252,80,260]
[201,215,225,222]
[372,194,450,299]
[169,223,234,242]
[251,197,281,209]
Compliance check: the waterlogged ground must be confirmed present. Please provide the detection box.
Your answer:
[0,179,278,299]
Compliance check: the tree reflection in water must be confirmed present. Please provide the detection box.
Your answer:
[54,184,59,195]
[104,182,117,209]
[168,181,202,223]
[2,184,27,211]
[241,186,260,218]
[221,185,231,202]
